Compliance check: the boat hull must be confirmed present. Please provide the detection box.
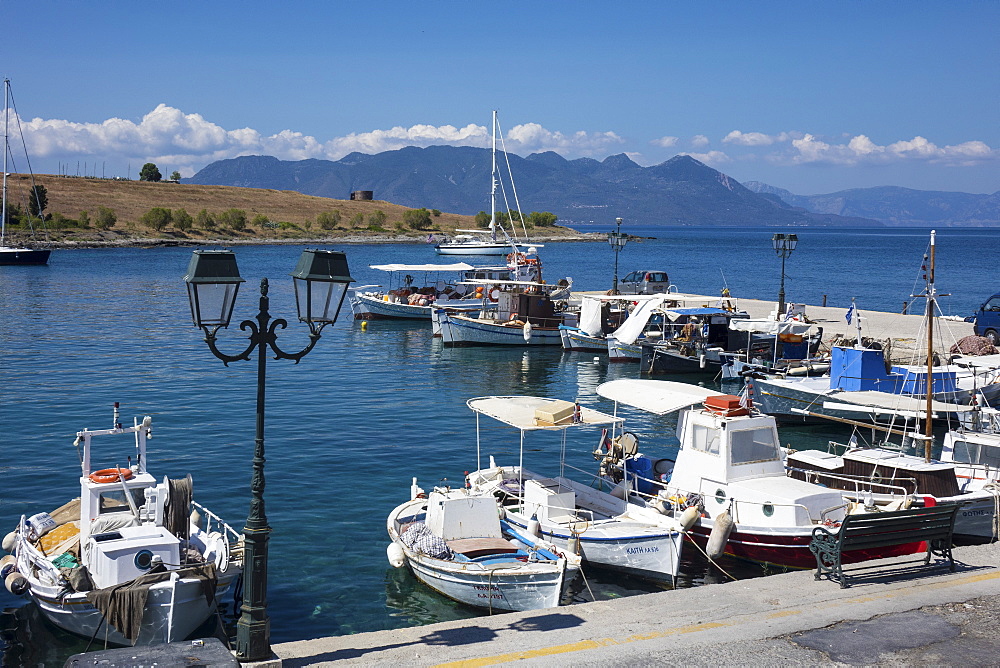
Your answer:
[641,344,721,375]
[0,247,50,265]
[607,337,641,363]
[435,244,513,256]
[352,293,482,321]
[560,328,606,352]
[440,314,562,346]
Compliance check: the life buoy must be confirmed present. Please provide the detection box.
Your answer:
[89,468,133,484]
[487,287,500,302]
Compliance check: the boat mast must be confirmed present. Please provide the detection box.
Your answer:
[489,110,497,244]
[1,79,8,248]
[923,229,937,462]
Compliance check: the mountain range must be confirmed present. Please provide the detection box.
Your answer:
[188,147,999,227]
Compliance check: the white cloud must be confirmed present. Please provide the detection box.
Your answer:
[785,134,997,166]
[651,136,678,148]
[679,150,731,165]
[723,130,793,146]
[690,134,710,147]
[19,105,625,176]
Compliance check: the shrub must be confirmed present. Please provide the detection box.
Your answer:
[78,210,90,228]
[349,212,365,229]
[368,210,387,229]
[140,207,172,231]
[527,211,558,227]
[474,211,490,228]
[195,209,215,230]
[402,208,432,230]
[172,208,193,231]
[94,206,117,230]
[218,208,247,231]
[317,211,341,230]
[431,209,441,217]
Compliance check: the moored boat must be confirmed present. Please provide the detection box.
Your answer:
[0,78,49,266]
[1,405,243,646]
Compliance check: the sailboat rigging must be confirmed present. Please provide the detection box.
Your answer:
[0,78,50,266]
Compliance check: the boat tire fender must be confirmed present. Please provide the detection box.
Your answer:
[706,511,734,560]
[89,468,133,484]
[208,531,230,573]
[4,572,28,596]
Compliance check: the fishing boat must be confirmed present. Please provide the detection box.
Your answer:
[349,262,497,320]
[0,79,49,266]
[559,295,655,353]
[594,379,926,569]
[465,396,687,582]
[0,405,243,646]
[719,319,826,381]
[749,238,1000,425]
[437,278,572,346]
[386,479,581,612]
[434,111,535,256]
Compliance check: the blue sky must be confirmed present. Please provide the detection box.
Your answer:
[5,1,998,195]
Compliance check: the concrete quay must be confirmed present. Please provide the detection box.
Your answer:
[272,541,999,667]
[579,291,975,359]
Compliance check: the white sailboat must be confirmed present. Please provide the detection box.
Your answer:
[0,78,50,266]
[434,111,535,256]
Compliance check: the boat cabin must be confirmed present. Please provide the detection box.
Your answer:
[830,346,958,395]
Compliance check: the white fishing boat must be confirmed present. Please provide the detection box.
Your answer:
[1,405,243,646]
[465,396,686,582]
[0,78,49,266]
[438,280,571,346]
[559,295,656,353]
[434,110,536,256]
[594,380,928,569]
[350,262,492,320]
[719,319,826,381]
[386,480,581,612]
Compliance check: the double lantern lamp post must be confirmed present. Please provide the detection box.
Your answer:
[608,217,628,294]
[771,232,798,318]
[183,248,353,662]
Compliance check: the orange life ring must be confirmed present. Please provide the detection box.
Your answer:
[89,468,133,484]
[488,287,500,302]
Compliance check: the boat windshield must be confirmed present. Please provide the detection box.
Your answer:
[690,423,721,456]
[99,489,144,514]
[730,428,780,465]
[951,439,1000,468]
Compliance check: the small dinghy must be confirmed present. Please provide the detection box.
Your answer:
[1,404,243,646]
[386,480,580,612]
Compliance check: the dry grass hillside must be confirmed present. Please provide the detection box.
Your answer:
[4,174,582,246]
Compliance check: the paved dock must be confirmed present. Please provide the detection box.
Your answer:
[579,291,975,359]
[273,541,999,666]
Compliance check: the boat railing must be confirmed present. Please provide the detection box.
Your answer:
[785,466,914,498]
[191,501,243,546]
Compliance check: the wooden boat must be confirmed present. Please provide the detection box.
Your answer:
[386,481,580,612]
[350,262,496,320]
[1,405,242,646]
[438,280,570,346]
[465,396,686,582]
[594,380,926,569]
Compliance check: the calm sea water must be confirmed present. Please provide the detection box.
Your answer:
[2,226,998,662]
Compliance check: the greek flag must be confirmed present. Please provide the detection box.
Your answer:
[845,303,855,324]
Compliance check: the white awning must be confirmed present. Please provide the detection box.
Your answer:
[369,263,475,272]
[830,390,975,413]
[729,319,813,334]
[610,297,667,344]
[597,379,722,415]
[467,396,623,431]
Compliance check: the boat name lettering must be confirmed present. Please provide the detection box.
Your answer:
[473,584,500,591]
[625,546,659,555]
[962,509,988,517]
[477,593,503,599]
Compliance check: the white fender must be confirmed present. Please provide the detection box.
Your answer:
[2,531,16,554]
[679,506,701,532]
[526,513,541,538]
[0,555,16,579]
[387,542,406,568]
[706,511,734,560]
[522,321,533,342]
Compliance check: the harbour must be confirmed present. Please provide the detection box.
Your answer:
[2,226,999,664]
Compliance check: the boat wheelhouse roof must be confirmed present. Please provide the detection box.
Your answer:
[370,263,476,272]
[597,379,722,415]
[659,307,735,319]
[467,396,623,431]
[952,353,1000,369]
[579,294,665,303]
[728,319,814,334]
[828,390,975,413]
[457,279,552,288]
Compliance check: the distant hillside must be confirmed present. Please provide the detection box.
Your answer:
[190,149,880,227]
[743,181,1000,226]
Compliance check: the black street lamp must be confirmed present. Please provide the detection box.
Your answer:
[608,217,628,294]
[183,249,353,662]
[771,233,798,318]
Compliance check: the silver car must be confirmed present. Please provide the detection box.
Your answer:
[617,270,670,295]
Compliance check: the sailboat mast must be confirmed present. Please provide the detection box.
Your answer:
[1,79,8,247]
[924,229,937,462]
[489,110,497,243]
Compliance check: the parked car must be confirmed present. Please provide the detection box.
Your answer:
[616,270,671,295]
[971,293,1000,344]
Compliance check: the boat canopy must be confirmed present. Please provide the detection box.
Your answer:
[370,263,475,272]
[660,307,733,321]
[466,396,622,431]
[610,297,668,344]
[729,319,813,334]
[830,390,975,414]
[597,379,722,415]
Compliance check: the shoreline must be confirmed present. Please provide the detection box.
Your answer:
[11,230,605,250]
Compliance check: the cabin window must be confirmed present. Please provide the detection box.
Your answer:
[951,440,1000,468]
[99,489,144,514]
[690,424,721,456]
[730,428,780,465]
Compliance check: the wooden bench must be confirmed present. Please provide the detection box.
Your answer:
[809,504,959,588]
